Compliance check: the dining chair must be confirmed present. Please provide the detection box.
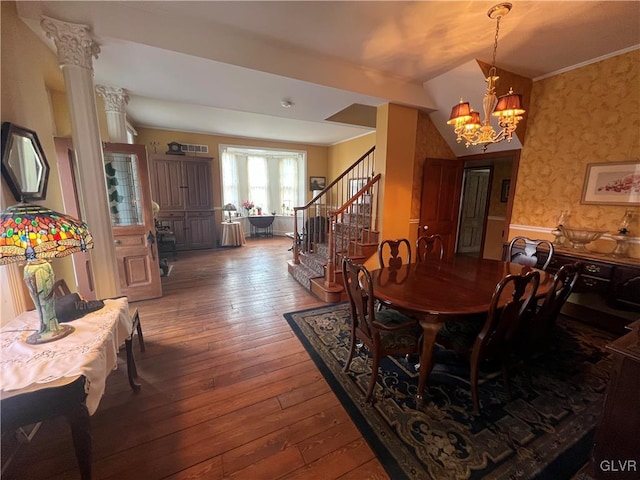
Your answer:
[52,279,72,297]
[507,236,554,270]
[342,257,421,402]
[416,234,445,262]
[437,270,541,414]
[519,262,582,357]
[378,238,412,269]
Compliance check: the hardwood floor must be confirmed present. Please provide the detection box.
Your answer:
[3,237,389,480]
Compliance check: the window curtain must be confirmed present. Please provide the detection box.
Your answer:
[221,147,305,215]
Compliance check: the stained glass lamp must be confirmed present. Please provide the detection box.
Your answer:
[0,203,94,344]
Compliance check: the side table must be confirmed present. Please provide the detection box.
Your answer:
[220,221,245,247]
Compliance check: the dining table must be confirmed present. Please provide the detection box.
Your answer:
[369,256,554,406]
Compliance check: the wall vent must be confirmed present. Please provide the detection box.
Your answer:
[180,143,209,154]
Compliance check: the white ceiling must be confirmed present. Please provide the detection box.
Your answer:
[16,1,640,150]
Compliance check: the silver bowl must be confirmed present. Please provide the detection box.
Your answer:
[560,227,606,251]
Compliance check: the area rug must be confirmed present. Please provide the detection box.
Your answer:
[284,304,616,480]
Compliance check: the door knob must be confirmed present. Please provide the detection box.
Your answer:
[114,239,121,245]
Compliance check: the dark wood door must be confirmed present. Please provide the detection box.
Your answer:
[419,158,464,259]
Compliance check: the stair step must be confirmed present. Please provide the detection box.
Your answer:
[287,260,322,291]
[300,252,326,277]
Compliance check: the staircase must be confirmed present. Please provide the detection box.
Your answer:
[287,147,380,302]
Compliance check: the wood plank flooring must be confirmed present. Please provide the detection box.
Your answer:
[3,237,389,480]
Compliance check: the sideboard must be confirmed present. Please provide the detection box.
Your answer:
[504,244,640,333]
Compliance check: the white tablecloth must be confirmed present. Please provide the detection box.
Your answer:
[220,221,246,246]
[0,298,132,415]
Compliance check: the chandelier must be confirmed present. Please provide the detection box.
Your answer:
[447,2,525,151]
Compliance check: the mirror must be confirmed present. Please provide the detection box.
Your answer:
[1,122,50,202]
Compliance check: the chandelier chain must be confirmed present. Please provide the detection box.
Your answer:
[491,16,501,68]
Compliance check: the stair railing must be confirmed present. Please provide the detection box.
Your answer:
[325,173,380,286]
[293,146,376,266]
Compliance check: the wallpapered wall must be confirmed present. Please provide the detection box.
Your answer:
[512,49,639,257]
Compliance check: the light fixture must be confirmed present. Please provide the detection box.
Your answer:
[0,203,94,344]
[447,2,525,151]
[223,203,237,222]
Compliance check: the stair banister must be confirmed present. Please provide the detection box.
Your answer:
[293,146,375,264]
[325,174,381,286]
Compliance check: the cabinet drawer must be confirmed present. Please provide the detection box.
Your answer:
[580,261,614,279]
[575,275,610,293]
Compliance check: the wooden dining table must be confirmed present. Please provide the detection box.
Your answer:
[369,256,554,406]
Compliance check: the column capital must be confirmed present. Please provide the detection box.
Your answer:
[96,86,130,113]
[41,16,100,70]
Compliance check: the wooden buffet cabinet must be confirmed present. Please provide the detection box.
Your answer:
[504,245,640,333]
[150,153,215,251]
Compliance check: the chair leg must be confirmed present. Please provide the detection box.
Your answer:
[470,362,480,415]
[343,334,357,373]
[365,355,380,402]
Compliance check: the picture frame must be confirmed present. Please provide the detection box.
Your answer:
[349,177,368,197]
[500,179,511,203]
[309,176,326,191]
[581,161,640,205]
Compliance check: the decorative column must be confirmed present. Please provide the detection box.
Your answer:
[96,85,129,143]
[41,16,120,299]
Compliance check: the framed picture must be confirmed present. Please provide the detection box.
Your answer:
[581,161,640,205]
[500,179,511,203]
[309,176,326,191]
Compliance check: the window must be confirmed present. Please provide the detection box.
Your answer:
[220,146,306,214]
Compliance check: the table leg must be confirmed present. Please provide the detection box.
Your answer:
[125,338,141,392]
[416,317,444,407]
[67,404,92,480]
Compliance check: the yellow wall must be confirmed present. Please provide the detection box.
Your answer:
[512,50,640,258]
[1,1,74,317]
[135,127,329,223]
[327,132,376,181]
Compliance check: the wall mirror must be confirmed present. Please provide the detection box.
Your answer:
[1,122,50,201]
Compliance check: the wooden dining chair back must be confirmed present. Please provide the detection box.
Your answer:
[469,270,540,414]
[522,262,581,355]
[507,236,554,270]
[342,257,420,402]
[377,238,412,269]
[416,234,445,262]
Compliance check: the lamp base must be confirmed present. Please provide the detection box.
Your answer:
[26,324,75,345]
[23,259,75,345]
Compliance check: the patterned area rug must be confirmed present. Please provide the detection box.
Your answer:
[284,304,616,480]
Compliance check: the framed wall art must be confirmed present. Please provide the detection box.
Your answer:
[581,161,640,205]
[309,176,326,191]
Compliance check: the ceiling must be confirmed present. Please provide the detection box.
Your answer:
[16,1,640,151]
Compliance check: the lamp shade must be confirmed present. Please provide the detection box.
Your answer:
[492,90,525,117]
[447,101,472,124]
[0,203,93,265]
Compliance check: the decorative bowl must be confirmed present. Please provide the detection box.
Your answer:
[560,227,606,251]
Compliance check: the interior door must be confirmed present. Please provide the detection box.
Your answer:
[457,168,490,254]
[419,158,465,259]
[103,142,162,301]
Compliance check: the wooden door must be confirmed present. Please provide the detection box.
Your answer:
[419,158,465,259]
[53,137,95,299]
[457,169,490,254]
[183,160,212,210]
[103,143,162,301]
[186,211,215,249]
[151,157,184,211]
